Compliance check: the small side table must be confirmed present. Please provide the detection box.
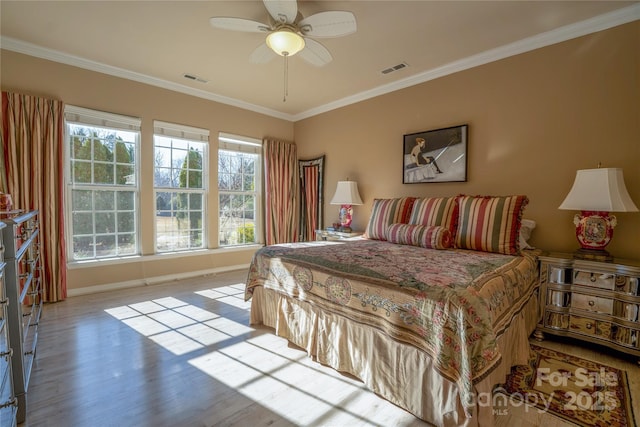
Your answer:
[315,229,363,241]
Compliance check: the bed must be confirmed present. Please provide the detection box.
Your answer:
[245,195,540,427]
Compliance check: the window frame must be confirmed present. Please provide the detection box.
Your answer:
[64,105,141,262]
[153,121,209,253]
[217,132,263,247]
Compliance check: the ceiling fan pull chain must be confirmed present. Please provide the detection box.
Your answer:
[283,53,289,102]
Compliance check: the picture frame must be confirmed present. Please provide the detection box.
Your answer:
[402,124,468,184]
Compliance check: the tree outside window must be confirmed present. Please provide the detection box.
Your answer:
[154,135,206,252]
[218,149,259,246]
[67,123,138,260]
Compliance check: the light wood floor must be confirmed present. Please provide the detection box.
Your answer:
[20,269,639,427]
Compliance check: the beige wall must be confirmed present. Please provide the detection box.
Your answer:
[295,21,640,260]
[1,21,639,294]
[1,50,294,293]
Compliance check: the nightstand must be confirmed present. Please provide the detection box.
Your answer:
[535,252,640,363]
[315,229,363,241]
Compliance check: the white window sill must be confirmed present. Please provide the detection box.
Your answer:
[67,244,263,269]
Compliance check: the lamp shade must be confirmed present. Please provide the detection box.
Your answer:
[266,29,305,56]
[558,168,638,212]
[330,181,363,205]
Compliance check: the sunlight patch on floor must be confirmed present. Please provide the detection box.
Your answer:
[195,284,251,310]
[104,290,254,356]
[188,335,387,426]
[103,283,420,425]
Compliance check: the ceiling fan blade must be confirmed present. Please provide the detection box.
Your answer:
[263,0,298,24]
[249,43,277,64]
[299,11,357,38]
[297,38,332,67]
[209,17,270,33]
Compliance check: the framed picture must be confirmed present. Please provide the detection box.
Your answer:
[403,124,468,184]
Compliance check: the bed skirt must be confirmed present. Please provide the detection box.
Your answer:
[249,286,539,427]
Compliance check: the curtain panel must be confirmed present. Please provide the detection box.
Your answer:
[1,92,67,302]
[263,138,298,245]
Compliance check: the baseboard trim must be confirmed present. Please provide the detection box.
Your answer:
[67,264,250,297]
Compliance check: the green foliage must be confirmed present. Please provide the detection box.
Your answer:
[179,148,203,188]
[71,130,133,185]
[237,225,255,244]
[69,126,137,258]
[176,148,204,223]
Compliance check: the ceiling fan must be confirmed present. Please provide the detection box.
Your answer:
[209,0,356,68]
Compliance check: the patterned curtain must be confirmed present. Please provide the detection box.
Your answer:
[263,138,298,245]
[298,156,324,241]
[1,92,67,302]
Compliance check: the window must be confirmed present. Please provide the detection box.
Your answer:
[154,121,208,252]
[65,106,141,260]
[218,132,262,246]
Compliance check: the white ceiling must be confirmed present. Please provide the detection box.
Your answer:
[1,1,638,121]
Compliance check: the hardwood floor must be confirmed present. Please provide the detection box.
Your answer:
[19,269,640,427]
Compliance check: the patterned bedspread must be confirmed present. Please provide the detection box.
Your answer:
[245,239,540,414]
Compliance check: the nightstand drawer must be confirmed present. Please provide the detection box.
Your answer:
[572,293,613,314]
[611,325,639,348]
[569,315,611,338]
[573,270,615,290]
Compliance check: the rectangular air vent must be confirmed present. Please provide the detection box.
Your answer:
[381,62,409,75]
[183,73,209,84]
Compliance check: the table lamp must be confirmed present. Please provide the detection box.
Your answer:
[559,167,638,261]
[330,180,363,232]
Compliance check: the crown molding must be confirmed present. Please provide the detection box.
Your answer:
[292,3,640,121]
[2,3,638,123]
[0,36,294,121]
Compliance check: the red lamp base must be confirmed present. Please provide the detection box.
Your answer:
[572,210,616,262]
[338,204,353,231]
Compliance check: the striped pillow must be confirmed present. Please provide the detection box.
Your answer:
[364,197,417,240]
[386,223,452,249]
[408,197,458,237]
[455,195,529,255]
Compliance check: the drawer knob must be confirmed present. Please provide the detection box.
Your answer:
[588,300,595,306]
[590,275,597,282]
[586,322,593,329]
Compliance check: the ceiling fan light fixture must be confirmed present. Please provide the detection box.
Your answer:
[266,29,305,56]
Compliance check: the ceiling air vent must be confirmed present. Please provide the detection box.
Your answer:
[381,62,409,75]
[183,73,209,84]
